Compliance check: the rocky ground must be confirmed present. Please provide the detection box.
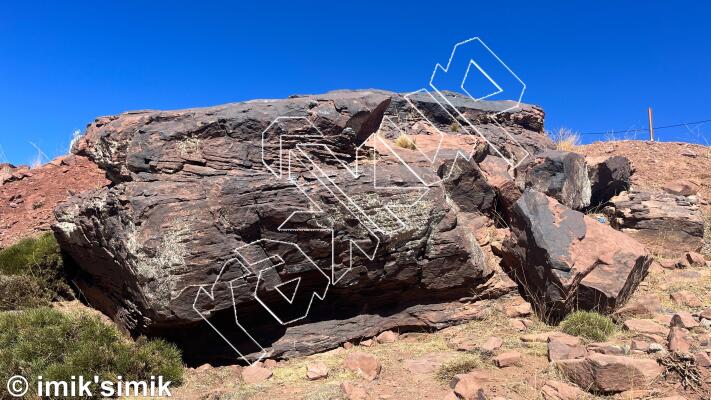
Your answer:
[162,140,711,400]
[1,87,709,400]
[0,155,107,249]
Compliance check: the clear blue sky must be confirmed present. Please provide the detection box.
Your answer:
[1,1,710,165]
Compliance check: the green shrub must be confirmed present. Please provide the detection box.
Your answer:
[0,233,73,307]
[434,354,484,383]
[560,310,617,342]
[0,308,183,399]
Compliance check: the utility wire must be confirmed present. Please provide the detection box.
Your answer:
[579,118,711,135]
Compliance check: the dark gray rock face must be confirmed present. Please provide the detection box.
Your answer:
[501,190,652,322]
[586,156,631,207]
[515,150,592,210]
[604,189,705,252]
[53,90,553,364]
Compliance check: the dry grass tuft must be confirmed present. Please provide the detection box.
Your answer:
[548,128,581,152]
[394,134,417,150]
[435,353,485,383]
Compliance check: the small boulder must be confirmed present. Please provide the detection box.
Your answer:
[509,319,527,331]
[694,351,711,367]
[670,312,699,329]
[668,327,692,353]
[478,336,503,353]
[685,251,706,267]
[623,319,668,336]
[450,371,491,400]
[630,340,648,352]
[343,352,381,381]
[586,342,625,355]
[241,364,273,384]
[494,351,521,368]
[375,330,399,344]
[548,333,588,361]
[670,290,702,308]
[306,362,329,380]
[541,380,587,400]
[555,353,664,393]
[505,302,532,318]
[340,382,368,400]
[612,295,662,321]
[662,179,699,197]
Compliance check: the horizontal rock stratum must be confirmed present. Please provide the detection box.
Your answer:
[52,89,648,363]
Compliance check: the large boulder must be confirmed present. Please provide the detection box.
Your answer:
[53,90,552,364]
[501,190,652,321]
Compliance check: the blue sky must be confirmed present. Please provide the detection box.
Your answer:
[1,1,710,165]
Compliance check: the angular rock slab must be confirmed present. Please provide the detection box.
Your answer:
[502,190,652,321]
[555,353,663,394]
[605,189,705,252]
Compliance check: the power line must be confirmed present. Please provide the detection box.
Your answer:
[579,118,711,135]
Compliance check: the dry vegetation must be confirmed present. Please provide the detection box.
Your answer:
[548,128,581,151]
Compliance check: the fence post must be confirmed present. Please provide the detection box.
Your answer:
[648,107,655,142]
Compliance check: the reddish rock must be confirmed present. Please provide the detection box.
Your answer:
[667,327,692,353]
[685,251,706,267]
[670,312,699,329]
[699,308,711,320]
[612,295,662,321]
[509,319,527,331]
[359,339,374,347]
[695,352,711,368]
[263,359,278,369]
[402,355,447,374]
[623,319,668,336]
[306,362,329,380]
[447,334,478,352]
[521,332,557,343]
[630,340,648,352]
[450,371,491,400]
[478,336,503,353]
[662,179,699,196]
[587,342,625,355]
[375,330,399,344]
[343,352,381,381]
[0,155,108,249]
[505,302,532,318]
[343,342,354,350]
[494,351,521,368]
[340,382,368,400]
[241,364,273,384]
[555,353,664,393]
[547,333,587,361]
[540,380,586,400]
[670,290,702,308]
